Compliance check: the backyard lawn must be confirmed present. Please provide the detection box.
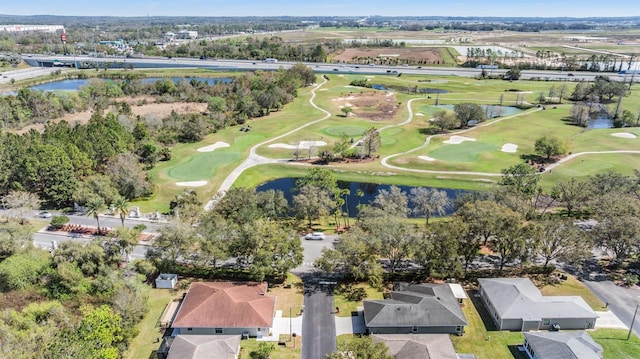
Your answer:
[124,286,185,359]
[451,292,526,359]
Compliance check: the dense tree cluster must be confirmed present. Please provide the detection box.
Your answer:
[0,224,149,358]
[316,168,640,285]
[147,187,302,281]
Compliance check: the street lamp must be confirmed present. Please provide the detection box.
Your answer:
[627,297,639,340]
[290,304,304,342]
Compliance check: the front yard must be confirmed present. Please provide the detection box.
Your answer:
[333,282,384,317]
[239,337,301,359]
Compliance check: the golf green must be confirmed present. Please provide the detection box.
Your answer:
[323,125,367,137]
[167,151,242,181]
[429,142,497,162]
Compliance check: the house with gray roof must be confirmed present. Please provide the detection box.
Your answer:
[522,331,603,359]
[372,334,461,359]
[478,278,597,331]
[157,335,241,359]
[364,283,468,335]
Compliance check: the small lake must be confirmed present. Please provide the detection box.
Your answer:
[587,114,613,129]
[28,77,232,92]
[256,178,470,218]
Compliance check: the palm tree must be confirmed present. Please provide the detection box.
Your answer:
[112,196,130,227]
[86,197,106,234]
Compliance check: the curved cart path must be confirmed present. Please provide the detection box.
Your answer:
[210,80,640,209]
[206,78,332,209]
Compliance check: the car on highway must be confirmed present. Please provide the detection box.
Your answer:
[567,73,575,77]
[38,211,52,218]
[305,232,326,240]
[333,68,339,71]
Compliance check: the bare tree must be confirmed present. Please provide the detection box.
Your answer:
[409,187,450,225]
[3,191,40,225]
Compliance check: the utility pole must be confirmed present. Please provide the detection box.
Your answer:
[628,299,639,340]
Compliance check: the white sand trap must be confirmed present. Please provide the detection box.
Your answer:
[443,135,476,144]
[268,141,327,150]
[319,89,328,91]
[418,156,436,162]
[338,75,345,77]
[365,76,375,78]
[416,112,425,116]
[611,132,637,139]
[501,143,518,153]
[176,180,208,187]
[197,142,230,152]
[345,85,357,88]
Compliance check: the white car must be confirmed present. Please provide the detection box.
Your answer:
[38,211,52,218]
[305,232,326,240]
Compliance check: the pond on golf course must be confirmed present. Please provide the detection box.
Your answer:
[28,77,232,91]
[256,178,472,218]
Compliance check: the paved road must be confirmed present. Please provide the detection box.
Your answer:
[301,275,337,359]
[583,279,640,337]
[20,54,629,82]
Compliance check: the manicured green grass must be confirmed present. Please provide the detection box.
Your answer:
[124,287,185,359]
[429,141,498,162]
[324,125,368,137]
[333,283,384,317]
[540,274,605,311]
[166,150,242,181]
[592,329,640,359]
[451,294,525,359]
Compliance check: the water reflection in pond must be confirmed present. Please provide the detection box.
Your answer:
[29,77,232,92]
[256,178,470,218]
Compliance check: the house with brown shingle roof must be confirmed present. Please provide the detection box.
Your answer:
[170,282,276,338]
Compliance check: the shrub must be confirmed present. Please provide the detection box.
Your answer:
[50,215,70,229]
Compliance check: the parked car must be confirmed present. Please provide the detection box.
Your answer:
[305,232,326,240]
[38,211,52,218]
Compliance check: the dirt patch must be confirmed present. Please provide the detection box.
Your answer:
[12,98,208,134]
[333,91,399,121]
[332,47,443,64]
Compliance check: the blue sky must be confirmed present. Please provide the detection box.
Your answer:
[2,0,639,17]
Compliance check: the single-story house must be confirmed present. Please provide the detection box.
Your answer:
[364,283,468,335]
[478,278,597,331]
[522,331,603,359]
[157,335,241,359]
[171,282,275,338]
[372,334,460,359]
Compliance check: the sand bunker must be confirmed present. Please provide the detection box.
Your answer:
[501,143,518,153]
[176,181,208,187]
[418,156,436,162]
[197,142,230,152]
[416,112,425,117]
[611,132,637,139]
[268,141,327,150]
[443,136,476,144]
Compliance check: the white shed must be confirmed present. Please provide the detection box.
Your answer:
[156,273,178,289]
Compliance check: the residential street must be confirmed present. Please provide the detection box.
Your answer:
[301,275,337,359]
[583,279,640,337]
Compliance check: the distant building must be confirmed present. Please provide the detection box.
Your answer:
[177,30,198,39]
[0,25,64,33]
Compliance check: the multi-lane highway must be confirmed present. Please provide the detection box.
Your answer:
[15,54,628,82]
